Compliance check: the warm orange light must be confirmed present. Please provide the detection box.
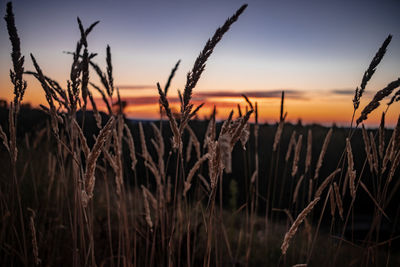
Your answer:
[1,82,399,127]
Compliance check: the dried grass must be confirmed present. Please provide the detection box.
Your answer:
[183,153,210,197]
[314,128,332,180]
[182,4,248,114]
[27,208,40,266]
[2,3,400,267]
[281,197,320,255]
[285,130,297,162]
[353,35,392,110]
[357,78,400,124]
[291,134,303,177]
[273,120,284,152]
[329,186,336,217]
[315,168,341,198]
[124,124,137,171]
[186,125,201,160]
[369,132,379,174]
[361,124,374,173]
[346,138,356,198]
[83,117,115,205]
[293,175,305,204]
[305,129,312,174]
[141,185,153,229]
[333,182,344,220]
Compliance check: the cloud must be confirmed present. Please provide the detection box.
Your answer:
[117,85,155,90]
[93,89,309,109]
[194,89,306,99]
[330,89,355,95]
[94,96,165,107]
[96,89,308,107]
[109,95,238,109]
[119,96,180,105]
[330,88,373,96]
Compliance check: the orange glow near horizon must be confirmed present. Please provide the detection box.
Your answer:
[1,80,399,127]
[2,0,400,129]
[120,95,399,127]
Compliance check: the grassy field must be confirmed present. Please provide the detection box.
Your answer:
[1,2,400,266]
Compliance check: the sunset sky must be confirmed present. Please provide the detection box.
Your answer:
[1,0,400,126]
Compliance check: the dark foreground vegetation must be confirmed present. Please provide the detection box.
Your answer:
[1,2,400,266]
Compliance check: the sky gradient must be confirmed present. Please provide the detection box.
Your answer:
[1,0,400,126]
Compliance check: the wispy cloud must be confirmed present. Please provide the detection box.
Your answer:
[330,89,355,95]
[329,88,373,96]
[96,95,238,109]
[94,89,308,108]
[119,96,180,105]
[96,89,363,109]
[195,89,306,99]
[117,85,155,90]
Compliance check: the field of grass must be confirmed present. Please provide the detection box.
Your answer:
[1,2,400,266]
